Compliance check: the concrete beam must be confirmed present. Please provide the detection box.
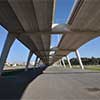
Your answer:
[25,51,33,71]
[75,50,84,70]
[0,33,17,75]
[18,24,100,36]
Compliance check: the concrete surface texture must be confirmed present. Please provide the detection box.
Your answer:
[21,66,100,100]
[0,66,100,100]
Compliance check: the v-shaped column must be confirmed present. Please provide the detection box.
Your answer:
[25,51,33,71]
[75,50,85,70]
[0,33,17,75]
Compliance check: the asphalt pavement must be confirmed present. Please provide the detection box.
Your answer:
[0,66,100,100]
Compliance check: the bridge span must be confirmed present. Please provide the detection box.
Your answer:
[0,0,100,75]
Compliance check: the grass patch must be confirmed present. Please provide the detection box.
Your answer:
[65,65,100,71]
[85,65,100,71]
[70,65,100,71]
[2,69,25,76]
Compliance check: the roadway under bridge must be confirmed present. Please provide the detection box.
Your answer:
[0,66,100,100]
[0,0,100,75]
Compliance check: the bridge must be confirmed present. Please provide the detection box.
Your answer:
[0,0,100,76]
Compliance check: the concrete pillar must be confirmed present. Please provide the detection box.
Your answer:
[66,56,72,68]
[59,59,62,67]
[62,58,66,68]
[34,56,38,67]
[75,50,84,70]
[0,33,16,75]
[25,51,33,71]
[37,59,40,67]
[55,61,59,67]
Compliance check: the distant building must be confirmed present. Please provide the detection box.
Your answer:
[5,62,11,67]
[30,61,35,66]
[12,64,17,67]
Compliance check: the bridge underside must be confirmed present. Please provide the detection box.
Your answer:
[0,0,100,74]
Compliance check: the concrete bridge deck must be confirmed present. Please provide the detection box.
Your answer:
[0,66,100,100]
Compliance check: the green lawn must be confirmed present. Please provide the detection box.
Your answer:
[2,68,25,76]
[85,65,100,71]
[71,65,100,71]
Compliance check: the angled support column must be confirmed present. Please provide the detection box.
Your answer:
[75,50,85,70]
[62,58,66,68]
[55,61,59,67]
[37,58,40,67]
[59,59,62,67]
[0,33,17,75]
[34,56,38,67]
[66,56,72,68]
[25,51,33,71]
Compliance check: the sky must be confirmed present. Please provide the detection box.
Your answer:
[0,0,100,64]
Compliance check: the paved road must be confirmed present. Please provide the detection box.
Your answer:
[22,66,100,100]
[0,66,100,100]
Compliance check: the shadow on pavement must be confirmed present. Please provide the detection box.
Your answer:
[0,66,47,100]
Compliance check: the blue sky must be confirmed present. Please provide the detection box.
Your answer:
[0,0,100,63]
